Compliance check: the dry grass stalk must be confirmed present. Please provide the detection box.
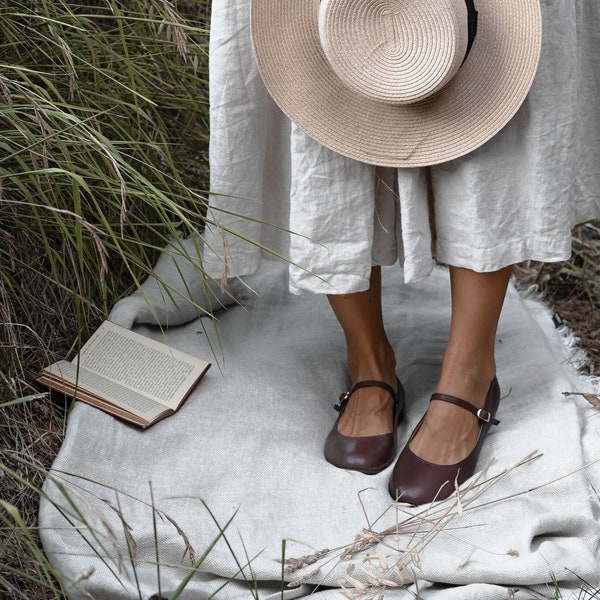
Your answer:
[283,451,600,598]
[563,391,600,408]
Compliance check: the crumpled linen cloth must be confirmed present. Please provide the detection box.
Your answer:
[40,250,600,600]
[203,0,600,295]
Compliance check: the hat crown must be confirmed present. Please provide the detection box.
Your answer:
[318,0,470,104]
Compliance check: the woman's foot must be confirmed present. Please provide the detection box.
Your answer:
[324,340,404,474]
[326,265,400,440]
[324,370,406,474]
[408,362,496,465]
[389,375,501,504]
[336,345,398,437]
[388,265,511,503]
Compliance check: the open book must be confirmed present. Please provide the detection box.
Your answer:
[37,320,211,428]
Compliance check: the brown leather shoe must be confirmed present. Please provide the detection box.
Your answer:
[388,377,500,504]
[324,378,405,474]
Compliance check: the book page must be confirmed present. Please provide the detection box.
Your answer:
[41,360,167,423]
[77,321,211,410]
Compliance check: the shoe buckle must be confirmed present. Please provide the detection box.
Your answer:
[476,408,491,423]
[335,391,351,412]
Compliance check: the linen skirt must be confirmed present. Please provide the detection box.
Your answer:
[203,0,600,295]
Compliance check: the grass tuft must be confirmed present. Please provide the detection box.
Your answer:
[1,0,213,596]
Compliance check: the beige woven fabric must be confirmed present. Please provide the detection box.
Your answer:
[204,0,600,295]
[40,258,600,598]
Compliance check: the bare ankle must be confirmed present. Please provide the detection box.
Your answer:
[347,340,397,384]
[436,353,496,407]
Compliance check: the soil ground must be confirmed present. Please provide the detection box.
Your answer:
[513,220,600,377]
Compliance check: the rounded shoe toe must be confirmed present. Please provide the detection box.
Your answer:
[324,430,396,474]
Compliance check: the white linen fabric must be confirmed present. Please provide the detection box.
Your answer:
[40,256,600,599]
[203,0,600,294]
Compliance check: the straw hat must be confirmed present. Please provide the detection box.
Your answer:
[250,0,542,167]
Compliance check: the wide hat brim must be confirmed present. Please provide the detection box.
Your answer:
[250,0,542,167]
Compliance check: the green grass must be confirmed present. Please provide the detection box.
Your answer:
[0,0,212,386]
[0,1,217,596]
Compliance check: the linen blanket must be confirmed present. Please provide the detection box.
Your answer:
[40,241,600,599]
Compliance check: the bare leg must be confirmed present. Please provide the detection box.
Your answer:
[409,265,512,464]
[327,266,397,437]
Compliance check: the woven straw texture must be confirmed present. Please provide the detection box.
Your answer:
[251,0,542,167]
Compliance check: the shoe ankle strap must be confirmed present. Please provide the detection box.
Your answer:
[335,379,398,412]
[430,392,500,425]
